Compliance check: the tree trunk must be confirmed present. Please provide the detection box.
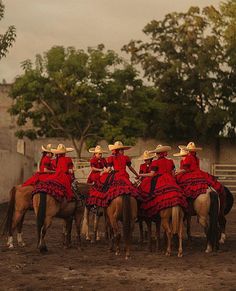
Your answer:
[71,137,85,159]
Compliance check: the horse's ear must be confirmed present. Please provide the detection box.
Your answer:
[224,186,234,215]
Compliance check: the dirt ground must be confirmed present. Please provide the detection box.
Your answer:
[0,205,235,291]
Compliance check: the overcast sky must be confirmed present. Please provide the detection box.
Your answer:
[1,0,220,82]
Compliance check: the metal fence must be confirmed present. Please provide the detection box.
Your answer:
[212,164,236,197]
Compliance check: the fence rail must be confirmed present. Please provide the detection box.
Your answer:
[212,164,236,197]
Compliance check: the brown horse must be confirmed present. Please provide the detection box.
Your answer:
[1,185,33,248]
[106,195,137,260]
[159,205,184,257]
[1,183,87,249]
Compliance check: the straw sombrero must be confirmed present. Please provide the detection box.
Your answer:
[150,144,172,153]
[41,144,53,153]
[51,144,74,154]
[173,148,188,157]
[108,141,131,151]
[182,142,202,152]
[89,145,108,154]
[138,150,156,161]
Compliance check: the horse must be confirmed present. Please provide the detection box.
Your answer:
[186,186,234,250]
[1,182,87,249]
[82,205,105,243]
[138,216,161,252]
[106,195,137,260]
[1,185,33,248]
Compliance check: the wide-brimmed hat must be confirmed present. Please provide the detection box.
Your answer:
[138,150,156,161]
[89,145,108,154]
[150,144,172,154]
[108,141,131,151]
[41,144,53,153]
[182,142,202,152]
[173,148,188,157]
[51,144,74,154]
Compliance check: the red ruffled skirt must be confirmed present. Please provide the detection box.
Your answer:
[176,170,209,199]
[22,172,53,187]
[86,171,139,208]
[32,171,73,201]
[87,172,101,184]
[139,173,187,218]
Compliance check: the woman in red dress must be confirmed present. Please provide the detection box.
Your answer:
[87,141,140,208]
[139,145,187,218]
[87,145,107,185]
[22,144,55,187]
[138,150,156,177]
[32,144,75,201]
[176,142,224,198]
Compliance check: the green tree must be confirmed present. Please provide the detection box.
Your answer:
[123,4,236,142]
[9,45,149,157]
[0,1,16,59]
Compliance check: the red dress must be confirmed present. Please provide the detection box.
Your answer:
[87,157,107,184]
[139,157,187,218]
[176,153,224,199]
[22,155,55,187]
[87,154,139,207]
[139,163,151,175]
[32,156,74,201]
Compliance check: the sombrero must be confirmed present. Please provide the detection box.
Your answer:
[138,150,156,161]
[150,144,172,153]
[89,145,108,154]
[173,148,188,157]
[182,142,202,152]
[41,144,53,153]
[108,141,131,151]
[51,144,74,154]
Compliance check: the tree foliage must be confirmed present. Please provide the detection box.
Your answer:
[9,45,150,157]
[123,1,236,142]
[0,1,16,59]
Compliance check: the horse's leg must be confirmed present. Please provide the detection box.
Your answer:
[16,212,26,247]
[146,219,152,252]
[83,207,90,241]
[108,212,120,255]
[63,217,73,248]
[161,211,172,256]
[139,220,144,245]
[219,214,226,244]
[155,218,161,251]
[74,204,85,251]
[7,210,25,249]
[178,209,184,257]
[186,214,192,241]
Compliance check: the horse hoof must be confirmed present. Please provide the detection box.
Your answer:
[205,249,212,254]
[39,246,48,253]
[18,242,26,247]
[91,239,95,244]
[125,256,130,260]
[178,252,183,258]
[8,244,14,249]
[165,252,171,256]
[115,251,120,256]
[85,237,91,241]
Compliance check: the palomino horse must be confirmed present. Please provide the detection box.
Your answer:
[1,183,87,249]
[159,206,184,257]
[187,187,234,253]
[106,195,137,260]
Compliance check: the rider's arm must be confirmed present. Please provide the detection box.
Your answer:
[139,170,155,178]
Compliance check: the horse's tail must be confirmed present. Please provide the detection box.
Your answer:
[122,194,131,245]
[208,191,219,251]
[36,193,47,246]
[172,206,180,234]
[224,186,234,215]
[1,187,16,235]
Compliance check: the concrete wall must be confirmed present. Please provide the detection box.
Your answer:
[0,150,34,203]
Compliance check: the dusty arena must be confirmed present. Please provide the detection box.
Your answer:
[0,204,235,291]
